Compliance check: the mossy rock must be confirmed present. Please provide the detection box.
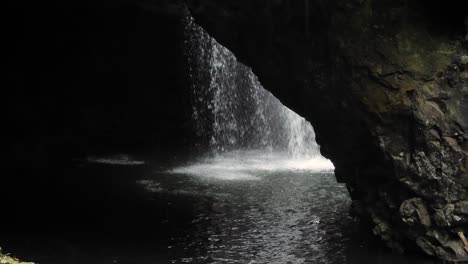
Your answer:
[0,248,34,264]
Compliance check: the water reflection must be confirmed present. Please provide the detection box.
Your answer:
[135,151,436,264]
[5,152,438,263]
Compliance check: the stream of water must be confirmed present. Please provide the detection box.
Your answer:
[184,16,321,159]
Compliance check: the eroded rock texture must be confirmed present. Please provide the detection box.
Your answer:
[183,0,468,260]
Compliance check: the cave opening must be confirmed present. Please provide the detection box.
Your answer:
[3,5,346,264]
[5,1,465,263]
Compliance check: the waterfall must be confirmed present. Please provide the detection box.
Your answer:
[184,16,321,159]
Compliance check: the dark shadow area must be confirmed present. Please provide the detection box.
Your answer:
[5,1,192,169]
[415,0,468,34]
[2,162,212,264]
[4,2,197,262]
[4,0,194,211]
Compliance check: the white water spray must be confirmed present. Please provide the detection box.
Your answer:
[176,16,333,178]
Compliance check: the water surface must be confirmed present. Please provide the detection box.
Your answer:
[139,151,435,264]
[4,152,437,264]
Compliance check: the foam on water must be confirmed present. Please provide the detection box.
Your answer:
[170,150,334,180]
[87,154,145,166]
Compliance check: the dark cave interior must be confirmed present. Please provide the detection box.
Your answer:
[3,0,468,262]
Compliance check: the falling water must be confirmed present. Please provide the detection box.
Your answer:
[133,15,428,264]
[184,16,321,159]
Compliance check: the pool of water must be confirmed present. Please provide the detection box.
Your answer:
[3,151,438,264]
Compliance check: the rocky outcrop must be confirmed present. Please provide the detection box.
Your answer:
[184,0,468,260]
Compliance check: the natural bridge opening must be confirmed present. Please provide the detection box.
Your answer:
[5,2,455,263]
[166,16,334,181]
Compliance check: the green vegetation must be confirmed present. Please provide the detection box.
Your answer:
[0,248,34,264]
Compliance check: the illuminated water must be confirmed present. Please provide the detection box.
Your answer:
[4,155,435,263]
[152,150,340,263]
[134,152,432,264]
[170,150,333,180]
[184,16,320,159]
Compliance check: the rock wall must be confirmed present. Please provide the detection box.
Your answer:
[185,0,468,260]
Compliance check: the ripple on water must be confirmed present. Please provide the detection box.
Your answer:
[137,151,352,263]
[137,151,433,264]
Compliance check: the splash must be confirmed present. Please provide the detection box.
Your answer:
[170,150,334,181]
[178,15,333,181]
[184,17,322,159]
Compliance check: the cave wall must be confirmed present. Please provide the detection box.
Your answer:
[3,0,196,217]
[5,0,192,169]
[185,0,468,260]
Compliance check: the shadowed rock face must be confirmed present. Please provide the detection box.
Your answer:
[183,0,468,260]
